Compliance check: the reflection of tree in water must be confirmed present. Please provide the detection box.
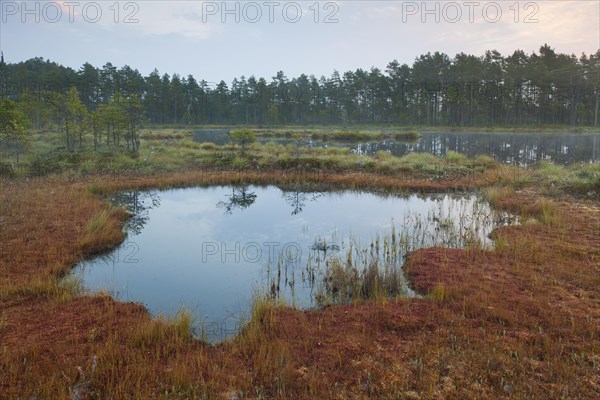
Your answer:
[281,189,322,215]
[352,133,599,165]
[216,186,257,214]
[110,191,161,235]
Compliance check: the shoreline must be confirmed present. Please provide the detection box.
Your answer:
[1,162,599,398]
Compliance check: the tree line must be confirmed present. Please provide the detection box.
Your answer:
[1,44,599,131]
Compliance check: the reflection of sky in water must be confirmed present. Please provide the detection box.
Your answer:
[73,186,513,341]
[195,130,600,166]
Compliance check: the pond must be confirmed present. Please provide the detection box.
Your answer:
[193,129,600,165]
[73,185,515,341]
[351,132,599,165]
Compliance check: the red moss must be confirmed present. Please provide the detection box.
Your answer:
[1,175,599,399]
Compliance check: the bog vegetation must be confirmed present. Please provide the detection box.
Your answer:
[0,44,599,399]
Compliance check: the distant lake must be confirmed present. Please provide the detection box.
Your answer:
[194,129,600,165]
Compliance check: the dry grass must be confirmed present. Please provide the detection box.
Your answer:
[1,170,599,399]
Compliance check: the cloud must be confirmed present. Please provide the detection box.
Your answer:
[50,1,220,39]
[131,2,219,39]
[347,1,598,56]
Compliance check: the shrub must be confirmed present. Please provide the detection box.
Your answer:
[0,161,15,178]
[229,128,256,154]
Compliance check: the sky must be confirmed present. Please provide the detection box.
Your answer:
[1,0,599,83]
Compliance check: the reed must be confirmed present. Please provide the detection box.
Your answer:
[261,197,509,307]
[1,140,598,398]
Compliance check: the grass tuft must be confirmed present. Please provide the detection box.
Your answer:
[430,283,447,302]
[445,151,468,164]
[484,186,515,209]
[532,198,562,227]
[86,210,109,234]
[173,308,196,341]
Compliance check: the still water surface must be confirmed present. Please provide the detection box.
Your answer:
[194,129,599,165]
[74,186,513,340]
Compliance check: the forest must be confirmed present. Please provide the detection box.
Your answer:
[2,37,600,399]
[1,44,599,132]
